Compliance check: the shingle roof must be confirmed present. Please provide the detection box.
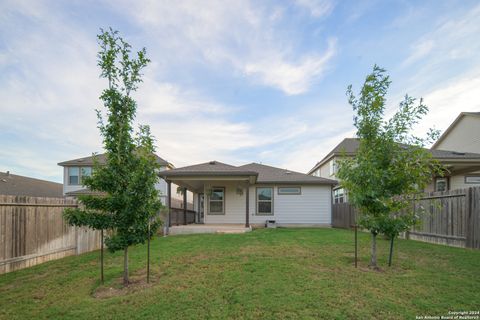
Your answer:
[308,137,480,174]
[161,161,337,185]
[238,163,337,185]
[0,171,63,198]
[58,153,170,166]
[161,161,258,177]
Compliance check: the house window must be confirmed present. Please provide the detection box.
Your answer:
[257,187,273,215]
[208,187,225,214]
[68,167,80,185]
[333,188,345,204]
[329,160,336,176]
[278,186,301,195]
[68,166,92,185]
[465,176,480,184]
[435,177,447,192]
[80,167,92,184]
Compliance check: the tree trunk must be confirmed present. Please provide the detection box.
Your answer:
[123,247,129,286]
[388,236,394,267]
[370,232,378,268]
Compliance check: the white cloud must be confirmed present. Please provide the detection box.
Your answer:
[110,0,337,95]
[402,4,480,69]
[294,0,335,18]
[412,69,480,142]
[244,38,336,95]
[402,40,434,67]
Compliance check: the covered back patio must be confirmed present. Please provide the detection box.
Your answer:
[161,161,258,233]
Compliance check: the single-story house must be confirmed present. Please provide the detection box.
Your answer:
[160,161,337,228]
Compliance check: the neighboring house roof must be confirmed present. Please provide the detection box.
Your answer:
[307,138,359,174]
[308,137,480,174]
[162,161,337,185]
[431,112,480,149]
[58,153,171,167]
[0,171,63,198]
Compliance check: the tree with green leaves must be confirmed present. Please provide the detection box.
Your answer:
[337,65,442,269]
[64,28,162,285]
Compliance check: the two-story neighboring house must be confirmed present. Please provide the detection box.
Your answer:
[308,116,480,203]
[58,153,192,208]
[432,112,480,153]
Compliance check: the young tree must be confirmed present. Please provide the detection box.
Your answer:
[337,65,442,269]
[64,28,162,285]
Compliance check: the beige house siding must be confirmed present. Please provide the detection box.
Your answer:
[204,181,250,224]
[203,182,332,225]
[425,171,480,192]
[434,116,480,153]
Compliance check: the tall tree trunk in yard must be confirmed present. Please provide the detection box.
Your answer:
[124,247,129,286]
[388,236,394,267]
[370,232,378,268]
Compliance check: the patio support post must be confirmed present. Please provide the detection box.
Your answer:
[167,180,172,229]
[183,187,188,225]
[245,184,250,228]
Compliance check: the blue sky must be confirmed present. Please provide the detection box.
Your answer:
[1,0,480,183]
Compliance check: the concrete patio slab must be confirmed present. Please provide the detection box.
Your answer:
[168,224,251,235]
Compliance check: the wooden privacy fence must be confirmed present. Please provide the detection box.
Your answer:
[332,202,356,229]
[0,195,101,274]
[331,187,480,249]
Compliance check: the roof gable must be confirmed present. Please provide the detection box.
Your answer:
[432,112,480,149]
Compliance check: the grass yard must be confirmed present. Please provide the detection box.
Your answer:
[1,228,479,319]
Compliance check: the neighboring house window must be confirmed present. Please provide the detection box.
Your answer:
[435,177,448,192]
[256,187,273,215]
[208,187,225,214]
[465,175,480,184]
[315,170,321,177]
[68,167,80,185]
[329,160,336,176]
[68,166,92,185]
[278,186,301,195]
[333,188,345,204]
[80,167,92,184]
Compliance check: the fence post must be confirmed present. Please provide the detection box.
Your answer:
[466,187,473,248]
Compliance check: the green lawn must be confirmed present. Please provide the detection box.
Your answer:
[1,228,479,319]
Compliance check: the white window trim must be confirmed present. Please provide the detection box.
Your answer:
[67,166,92,186]
[278,186,301,195]
[465,175,480,184]
[256,187,274,216]
[208,187,225,215]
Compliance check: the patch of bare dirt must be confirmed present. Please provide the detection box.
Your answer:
[92,269,161,299]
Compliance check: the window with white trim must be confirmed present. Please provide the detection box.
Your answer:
[68,167,79,185]
[333,188,345,204]
[278,186,301,195]
[256,187,273,215]
[208,187,225,214]
[329,160,336,176]
[80,167,92,184]
[465,175,480,184]
[435,177,447,192]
